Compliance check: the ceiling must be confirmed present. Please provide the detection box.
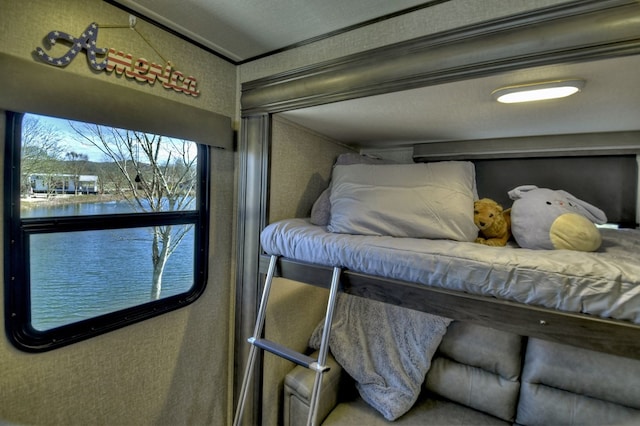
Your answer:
[113,0,435,62]
[112,1,640,148]
[281,55,640,148]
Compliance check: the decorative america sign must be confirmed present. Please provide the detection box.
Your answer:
[35,23,200,97]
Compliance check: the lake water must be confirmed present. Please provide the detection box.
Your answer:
[22,200,195,331]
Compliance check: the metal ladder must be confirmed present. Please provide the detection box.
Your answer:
[233,255,341,426]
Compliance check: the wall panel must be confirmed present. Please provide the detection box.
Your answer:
[269,117,353,223]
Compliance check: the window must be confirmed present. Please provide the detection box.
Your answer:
[5,112,210,351]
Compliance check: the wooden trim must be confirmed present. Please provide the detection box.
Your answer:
[241,0,640,115]
[260,255,640,359]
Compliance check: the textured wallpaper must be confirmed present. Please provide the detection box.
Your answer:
[269,116,353,223]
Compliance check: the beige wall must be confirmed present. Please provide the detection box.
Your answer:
[0,1,237,425]
[269,116,353,223]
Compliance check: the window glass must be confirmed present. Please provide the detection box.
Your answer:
[29,227,195,331]
[20,114,198,217]
[6,112,209,351]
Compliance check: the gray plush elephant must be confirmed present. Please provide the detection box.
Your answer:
[508,185,607,251]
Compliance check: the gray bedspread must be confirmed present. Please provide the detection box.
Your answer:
[261,218,640,324]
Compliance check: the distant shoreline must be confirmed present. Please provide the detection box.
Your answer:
[20,194,124,209]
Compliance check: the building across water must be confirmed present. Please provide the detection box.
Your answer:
[28,173,98,195]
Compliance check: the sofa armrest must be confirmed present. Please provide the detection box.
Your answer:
[284,351,344,426]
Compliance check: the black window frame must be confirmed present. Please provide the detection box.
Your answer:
[4,112,210,352]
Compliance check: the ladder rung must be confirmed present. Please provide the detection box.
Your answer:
[249,337,329,372]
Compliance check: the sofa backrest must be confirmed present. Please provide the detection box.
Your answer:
[517,338,640,425]
[424,321,523,422]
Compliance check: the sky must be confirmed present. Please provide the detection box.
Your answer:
[25,113,197,163]
[27,113,111,161]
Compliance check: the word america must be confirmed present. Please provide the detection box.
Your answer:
[35,23,200,97]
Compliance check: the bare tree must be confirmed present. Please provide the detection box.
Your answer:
[70,123,197,300]
[21,115,64,197]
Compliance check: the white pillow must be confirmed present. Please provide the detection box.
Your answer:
[328,161,478,241]
[310,153,392,226]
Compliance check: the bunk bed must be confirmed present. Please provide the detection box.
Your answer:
[258,146,640,359]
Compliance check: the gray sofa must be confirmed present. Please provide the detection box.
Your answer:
[265,280,640,426]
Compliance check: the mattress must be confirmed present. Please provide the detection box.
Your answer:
[260,218,640,324]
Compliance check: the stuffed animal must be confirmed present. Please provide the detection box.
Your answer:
[473,198,512,246]
[508,185,607,251]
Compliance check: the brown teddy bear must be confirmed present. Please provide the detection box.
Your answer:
[474,198,512,247]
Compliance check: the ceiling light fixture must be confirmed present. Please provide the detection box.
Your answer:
[492,79,585,104]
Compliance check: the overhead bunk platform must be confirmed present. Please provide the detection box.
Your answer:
[258,132,640,360]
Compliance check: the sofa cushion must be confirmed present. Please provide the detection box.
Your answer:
[516,338,640,425]
[322,393,509,425]
[424,322,523,421]
[436,321,523,380]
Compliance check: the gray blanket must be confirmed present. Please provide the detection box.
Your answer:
[310,293,451,421]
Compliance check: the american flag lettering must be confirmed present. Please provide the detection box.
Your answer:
[35,22,108,71]
[34,22,199,97]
